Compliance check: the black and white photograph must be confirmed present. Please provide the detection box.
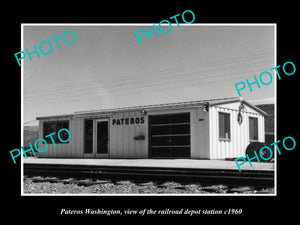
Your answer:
[21,24,275,195]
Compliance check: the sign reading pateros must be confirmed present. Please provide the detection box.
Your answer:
[112,117,145,126]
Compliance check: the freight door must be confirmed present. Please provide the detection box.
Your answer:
[149,113,190,158]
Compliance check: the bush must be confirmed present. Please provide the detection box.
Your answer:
[23,129,39,157]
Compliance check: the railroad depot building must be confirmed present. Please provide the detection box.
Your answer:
[36,97,267,159]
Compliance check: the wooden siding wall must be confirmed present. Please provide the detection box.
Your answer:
[36,107,211,159]
[36,102,264,160]
[190,108,210,158]
[110,111,148,158]
[209,103,265,159]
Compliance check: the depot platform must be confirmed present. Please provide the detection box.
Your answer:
[23,157,274,171]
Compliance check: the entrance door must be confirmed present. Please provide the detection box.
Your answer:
[84,119,94,157]
[95,119,109,158]
[84,119,109,158]
[149,113,190,158]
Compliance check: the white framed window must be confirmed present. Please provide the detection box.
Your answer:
[219,112,231,141]
[249,117,259,141]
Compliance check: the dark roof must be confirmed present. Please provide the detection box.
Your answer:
[74,97,241,115]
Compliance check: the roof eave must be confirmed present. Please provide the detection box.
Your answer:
[241,100,268,116]
[36,114,74,120]
[209,97,268,116]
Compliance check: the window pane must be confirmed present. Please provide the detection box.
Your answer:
[254,120,258,139]
[84,120,93,153]
[43,122,50,143]
[62,122,69,130]
[43,122,50,136]
[224,114,230,139]
[249,117,258,141]
[43,121,69,144]
[219,112,230,139]
[57,121,69,143]
[219,113,224,138]
[97,121,108,154]
[50,123,56,133]
[56,123,63,141]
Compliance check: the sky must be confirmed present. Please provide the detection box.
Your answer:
[23,24,275,125]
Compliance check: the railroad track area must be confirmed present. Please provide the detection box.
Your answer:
[23,163,274,194]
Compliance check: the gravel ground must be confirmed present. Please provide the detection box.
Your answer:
[23,177,274,194]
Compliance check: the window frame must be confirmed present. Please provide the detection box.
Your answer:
[218,112,231,141]
[43,120,70,144]
[249,116,259,142]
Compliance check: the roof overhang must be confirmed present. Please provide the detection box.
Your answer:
[36,114,74,120]
[209,97,268,116]
[36,97,268,119]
